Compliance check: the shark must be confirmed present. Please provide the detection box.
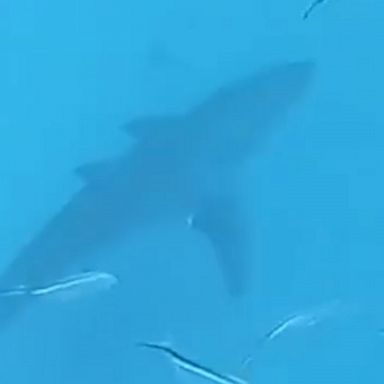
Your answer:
[0,60,314,327]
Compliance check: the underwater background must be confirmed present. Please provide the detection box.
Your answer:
[1,0,384,383]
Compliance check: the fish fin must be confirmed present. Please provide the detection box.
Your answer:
[0,285,29,298]
[190,195,252,296]
[75,161,114,183]
[121,115,182,139]
[0,288,34,329]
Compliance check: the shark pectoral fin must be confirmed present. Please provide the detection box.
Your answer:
[191,196,252,296]
[75,161,114,183]
[122,115,182,139]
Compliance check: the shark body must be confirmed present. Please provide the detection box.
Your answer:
[0,61,314,326]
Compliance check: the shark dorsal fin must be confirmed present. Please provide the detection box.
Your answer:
[75,161,114,183]
[122,115,182,139]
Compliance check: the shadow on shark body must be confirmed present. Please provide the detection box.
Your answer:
[0,61,315,328]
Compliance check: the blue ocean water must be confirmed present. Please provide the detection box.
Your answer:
[1,0,384,383]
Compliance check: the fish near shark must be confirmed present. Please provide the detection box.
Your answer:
[0,61,315,327]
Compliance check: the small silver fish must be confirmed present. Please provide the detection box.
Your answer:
[241,300,342,371]
[264,313,317,341]
[242,314,318,368]
[0,271,118,301]
[138,342,247,384]
[264,300,341,341]
[31,271,118,300]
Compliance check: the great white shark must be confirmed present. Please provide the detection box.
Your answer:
[0,61,314,326]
